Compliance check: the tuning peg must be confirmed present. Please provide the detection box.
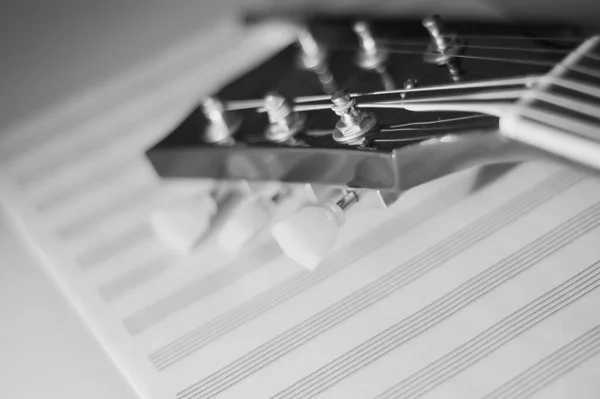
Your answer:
[401,79,418,99]
[272,191,359,270]
[264,92,306,142]
[353,21,388,70]
[422,15,462,81]
[296,28,327,70]
[216,194,276,252]
[330,90,378,145]
[217,182,331,253]
[295,27,338,93]
[150,194,218,253]
[202,97,241,144]
[216,182,289,252]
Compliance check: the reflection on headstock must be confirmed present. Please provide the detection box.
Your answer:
[146,14,581,268]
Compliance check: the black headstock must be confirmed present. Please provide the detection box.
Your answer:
[146,15,581,197]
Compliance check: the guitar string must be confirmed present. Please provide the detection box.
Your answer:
[225,76,538,111]
[376,123,491,141]
[222,31,588,111]
[296,76,538,103]
[377,49,558,67]
[360,101,513,117]
[386,114,488,128]
[227,77,600,119]
[328,34,584,48]
[227,63,600,115]
[377,40,576,54]
[374,133,472,142]
[224,36,596,144]
[440,33,584,42]
[273,90,522,113]
[223,44,599,116]
[277,99,515,114]
[373,89,525,104]
[225,51,597,112]
[552,76,600,99]
[378,43,600,63]
[294,70,600,114]
[571,63,600,80]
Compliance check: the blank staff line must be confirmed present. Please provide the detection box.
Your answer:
[375,261,600,399]
[156,170,568,369]
[11,79,194,187]
[482,325,600,399]
[507,343,600,399]
[149,180,474,370]
[165,171,578,375]
[3,20,246,167]
[181,177,579,398]
[151,190,453,366]
[279,206,600,397]
[272,203,600,399]
[0,39,200,162]
[10,23,284,180]
[16,136,129,189]
[122,242,282,335]
[175,171,580,399]
[267,205,600,398]
[34,160,135,213]
[382,266,600,399]
[98,255,170,302]
[77,223,153,270]
[55,185,157,240]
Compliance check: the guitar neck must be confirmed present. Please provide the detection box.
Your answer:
[501,36,600,172]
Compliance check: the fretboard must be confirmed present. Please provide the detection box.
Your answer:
[501,36,600,172]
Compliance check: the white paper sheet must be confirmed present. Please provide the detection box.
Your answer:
[2,15,600,399]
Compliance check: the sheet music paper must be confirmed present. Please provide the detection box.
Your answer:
[2,16,600,399]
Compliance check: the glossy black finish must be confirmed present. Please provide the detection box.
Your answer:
[146,16,579,192]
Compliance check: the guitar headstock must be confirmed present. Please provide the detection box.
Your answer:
[147,15,579,193]
[146,14,582,268]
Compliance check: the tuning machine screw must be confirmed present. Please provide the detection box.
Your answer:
[422,15,461,61]
[297,28,327,70]
[201,97,241,144]
[422,15,463,81]
[353,21,388,71]
[296,28,338,93]
[401,79,418,99]
[272,190,360,270]
[264,92,306,143]
[330,90,378,145]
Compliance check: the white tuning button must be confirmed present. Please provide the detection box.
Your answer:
[217,195,275,253]
[150,195,217,253]
[272,202,346,271]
